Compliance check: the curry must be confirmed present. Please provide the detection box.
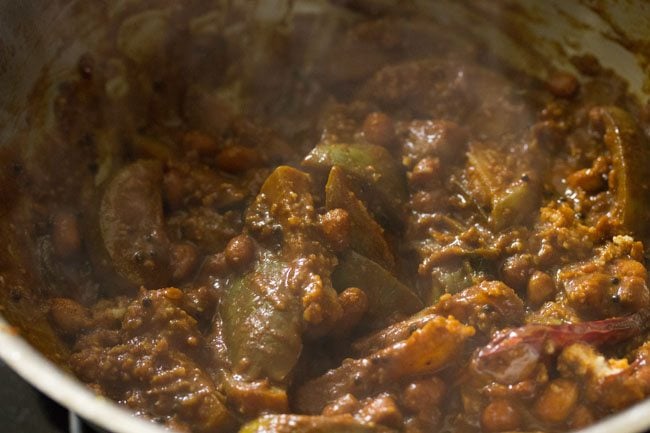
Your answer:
[2,2,650,433]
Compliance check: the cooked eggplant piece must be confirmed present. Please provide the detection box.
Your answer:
[94,159,171,289]
[303,143,408,223]
[465,143,541,231]
[246,165,318,252]
[220,249,302,383]
[332,251,422,326]
[325,166,395,270]
[428,260,476,304]
[246,166,343,335]
[590,106,650,241]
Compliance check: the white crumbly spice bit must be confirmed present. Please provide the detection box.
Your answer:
[613,235,634,245]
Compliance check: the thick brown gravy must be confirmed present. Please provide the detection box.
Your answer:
[2,3,650,433]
